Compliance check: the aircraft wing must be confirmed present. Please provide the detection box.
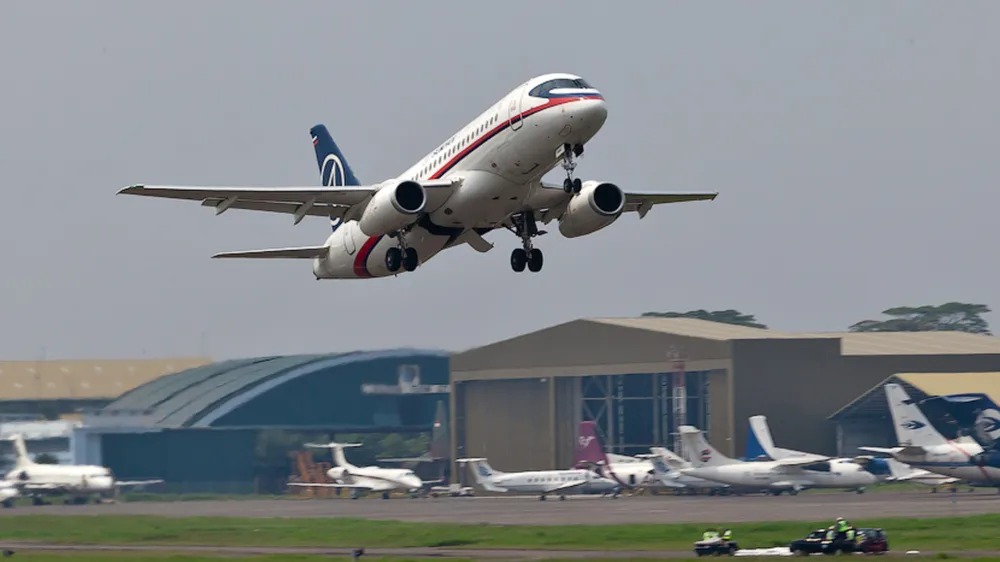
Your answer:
[118,180,457,224]
[211,246,331,260]
[859,445,926,457]
[286,482,374,490]
[771,456,832,468]
[116,479,164,487]
[542,479,589,494]
[623,192,719,218]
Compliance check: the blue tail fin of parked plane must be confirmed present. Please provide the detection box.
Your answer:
[745,418,770,461]
[310,124,361,187]
[310,124,361,232]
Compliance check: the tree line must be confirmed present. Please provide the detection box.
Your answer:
[641,302,992,335]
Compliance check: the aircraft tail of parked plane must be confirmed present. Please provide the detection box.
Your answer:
[919,392,1000,452]
[304,441,363,468]
[678,426,740,468]
[456,458,509,493]
[885,383,951,450]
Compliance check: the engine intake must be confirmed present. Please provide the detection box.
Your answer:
[558,181,625,238]
[358,179,426,237]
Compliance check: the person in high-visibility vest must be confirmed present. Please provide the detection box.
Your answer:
[702,529,720,541]
[722,529,733,541]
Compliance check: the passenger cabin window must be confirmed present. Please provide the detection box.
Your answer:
[529,78,594,98]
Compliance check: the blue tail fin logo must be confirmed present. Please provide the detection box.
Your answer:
[310,124,360,232]
[309,124,361,188]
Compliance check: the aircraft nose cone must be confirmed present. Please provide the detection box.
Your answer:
[577,98,608,126]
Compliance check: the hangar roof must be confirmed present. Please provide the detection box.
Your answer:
[829,372,1000,421]
[0,358,212,401]
[95,349,448,429]
[800,332,1000,356]
[589,317,810,340]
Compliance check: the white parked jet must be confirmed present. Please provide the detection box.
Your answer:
[3,434,162,505]
[859,384,998,487]
[287,442,426,499]
[673,426,877,495]
[118,73,717,278]
[457,457,619,500]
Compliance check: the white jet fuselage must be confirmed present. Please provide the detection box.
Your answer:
[686,458,877,491]
[327,465,423,492]
[4,464,115,494]
[489,468,618,494]
[311,75,607,279]
[890,443,1000,485]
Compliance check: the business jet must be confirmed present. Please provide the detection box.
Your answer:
[457,457,618,500]
[747,414,956,490]
[117,73,718,278]
[287,442,428,499]
[3,434,162,506]
[859,384,998,487]
[673,426,877,495]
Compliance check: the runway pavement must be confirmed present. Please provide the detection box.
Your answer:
[1,490,999,525]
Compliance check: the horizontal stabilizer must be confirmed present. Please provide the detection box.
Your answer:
[211,246,329,259]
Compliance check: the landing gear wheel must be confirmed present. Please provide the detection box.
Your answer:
[572,178,582,193]
[510,248,527,272]
[527,248,543,272]
[385,247,402,272]
[560,143,583,193]
[402,247,418,271]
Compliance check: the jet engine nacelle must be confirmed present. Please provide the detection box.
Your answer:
[328,466,348,481]
[558,181,625,238]
[358,179,426,237]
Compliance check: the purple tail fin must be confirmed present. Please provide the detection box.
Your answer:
[575,421,609,468]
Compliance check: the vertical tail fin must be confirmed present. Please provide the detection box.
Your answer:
[884,384,949,447]
[679,425,740,467]
[746,415,776,460]
[304,441,361,468]
[919,393,1000,450]
[9,434,33,468]
[650,446,689,473]
[575,421,609,467]
[310,124,361,187]
[457,458,507,492]
[429,400,449,459]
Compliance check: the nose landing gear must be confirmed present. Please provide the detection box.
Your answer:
[507,211,544,273]
[559,143,585,193]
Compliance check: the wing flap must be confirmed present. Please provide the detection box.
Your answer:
[212,246,330,259]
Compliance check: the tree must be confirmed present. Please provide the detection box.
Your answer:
[641,309,767,329]
[849,302,992,335]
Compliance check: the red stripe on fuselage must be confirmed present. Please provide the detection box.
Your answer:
[352,95,602,278]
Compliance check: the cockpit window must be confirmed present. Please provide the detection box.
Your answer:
[529,78,595,98]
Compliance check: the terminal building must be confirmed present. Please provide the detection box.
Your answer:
[450,317,1000,472]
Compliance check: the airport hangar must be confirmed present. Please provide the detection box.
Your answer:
[75,349,450,493]
[0,351,450,494]
[449,317,1000,473]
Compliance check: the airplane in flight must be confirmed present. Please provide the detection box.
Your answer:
[747,414,959,490]
[287,442,428,499]
[859,384,999,488]
[117,73,718,278]
[672,425,878,495]
[2,434,162,506]
[456,457,619,501]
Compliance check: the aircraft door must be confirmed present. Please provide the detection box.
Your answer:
[507,87,524,131]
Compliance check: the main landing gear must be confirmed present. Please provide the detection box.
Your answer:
[385,231,418,273]
[508,211,544,273]
[560,143,585,194]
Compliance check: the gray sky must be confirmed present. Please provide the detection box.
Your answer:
[2,1,997,360]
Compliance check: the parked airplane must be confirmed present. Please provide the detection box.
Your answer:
[288,442,427,499]
[456,457,618,500]
[2,434,162,505]
[860,384,1000,487]
[673,426,877,494]
[573,421,658,492]
[118,73,718,278]
[747,414,957,489]
[377,400,449,488]
[917,392,1000,466]
[647,446,733,494]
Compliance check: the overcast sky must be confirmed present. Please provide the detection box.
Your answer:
[1,1,997,360]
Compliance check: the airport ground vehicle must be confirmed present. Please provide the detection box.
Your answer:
[789,528,889,555]
[694,538,739,556]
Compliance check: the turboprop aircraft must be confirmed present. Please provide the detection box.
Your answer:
[287,442,428,499]
[674,426,877,495]
[859,384,999,487]
[456,457,619,500]
[118,73,718,278]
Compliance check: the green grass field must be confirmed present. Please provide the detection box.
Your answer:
[1,514,1000,552]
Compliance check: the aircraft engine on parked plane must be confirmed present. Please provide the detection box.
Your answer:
[558,181,625,238]
[358,179,427,237]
